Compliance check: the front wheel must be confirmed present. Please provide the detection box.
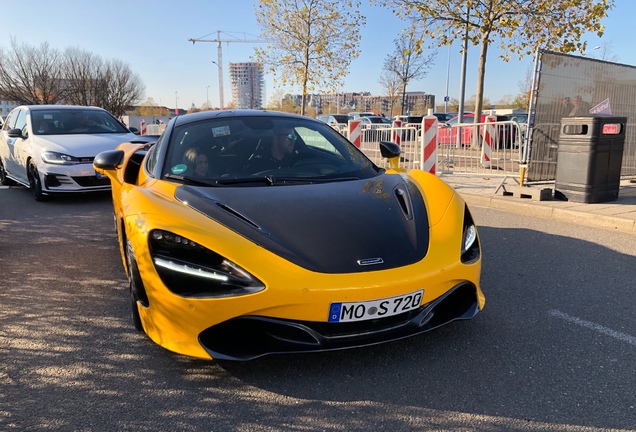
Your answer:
[27,161,45,201]
[125,238,145,332]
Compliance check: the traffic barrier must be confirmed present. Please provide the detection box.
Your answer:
[421,114,438,174]
[140,120,147,135]
[348,120,362,148]
[480,115,496,168]
[392,120,402,145]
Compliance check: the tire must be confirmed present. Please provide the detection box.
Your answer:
[27,161,45,201]
[125,238,145,332]
[0,159,16,186]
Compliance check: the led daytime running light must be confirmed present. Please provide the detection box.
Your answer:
[153,257,229,282]
[462,224,476,254]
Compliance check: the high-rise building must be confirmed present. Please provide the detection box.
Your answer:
[229,62,264,109]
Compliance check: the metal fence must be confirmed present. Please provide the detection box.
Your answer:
[345,120,523,177]
[527,50,636,182]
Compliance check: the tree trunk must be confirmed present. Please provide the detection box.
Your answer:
[401,82,408,115]
[474,37,489,124]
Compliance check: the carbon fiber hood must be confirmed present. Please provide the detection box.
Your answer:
[175,174,429,273]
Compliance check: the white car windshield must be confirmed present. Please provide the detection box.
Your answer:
[31,109,130,135]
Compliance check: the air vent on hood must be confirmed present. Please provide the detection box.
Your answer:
[394,187,413,220]
[216,203,262,230]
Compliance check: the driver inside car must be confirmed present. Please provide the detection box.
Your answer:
[245,126,298,173]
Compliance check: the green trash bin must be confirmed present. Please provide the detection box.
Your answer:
[554,115,627,203]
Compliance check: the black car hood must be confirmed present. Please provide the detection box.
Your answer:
[175,175,429,273]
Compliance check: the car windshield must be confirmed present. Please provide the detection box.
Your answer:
[163,116,380,185]
[31,108,130,135]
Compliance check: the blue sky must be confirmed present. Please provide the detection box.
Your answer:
[1,0,633,111]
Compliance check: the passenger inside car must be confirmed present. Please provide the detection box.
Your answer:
[183,147,211,178]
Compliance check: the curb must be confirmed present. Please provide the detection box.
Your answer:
[461,193,636,234]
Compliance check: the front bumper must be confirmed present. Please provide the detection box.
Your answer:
[41,163,110,193]
[199,282,480,361]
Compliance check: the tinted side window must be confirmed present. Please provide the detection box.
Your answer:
[146,135,164,175]
[3,110,18,130]
[14,110,27,136]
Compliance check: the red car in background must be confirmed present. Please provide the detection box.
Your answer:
[438,113,518,148]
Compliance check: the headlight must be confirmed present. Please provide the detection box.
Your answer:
[148,229,265,298]
[460,207,480,264]
[41,151,81,165]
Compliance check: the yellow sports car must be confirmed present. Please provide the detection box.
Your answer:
[94,110,485,361]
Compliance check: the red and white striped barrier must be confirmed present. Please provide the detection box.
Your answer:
[481,115,496,168]
[392,120,402,146]
[420,114,438,174]
[348,120,361,148]
[140,120,147,136]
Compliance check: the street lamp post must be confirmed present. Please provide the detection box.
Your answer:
[445,42,451,113]
[175,91,179,115]
[206,85,210,110]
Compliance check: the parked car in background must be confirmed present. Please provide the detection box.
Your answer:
[348,112,377,119]
[438,113,517,148]
[0,105,145,201]
[359,115,392,141]
[392,115,424,126]
[93,109,485,360]
[358,115,391,126]
[433,112,455,123]
[316,114,352,127]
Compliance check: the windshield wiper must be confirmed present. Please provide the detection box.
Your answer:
[214,175,276,186]
[164,173,218,187]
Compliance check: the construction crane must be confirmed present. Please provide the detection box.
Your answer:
[189,31,266,110]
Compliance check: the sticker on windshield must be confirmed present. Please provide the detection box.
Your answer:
[171,164,187,175]
[212,125,231,137]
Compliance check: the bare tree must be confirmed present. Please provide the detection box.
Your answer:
[64,47,105,106]
[0,39,143,114]
[382,33,436,115]
[100,59,144,116]
[0,39,65,104]
[593,39,620,62]
[378,69,401,117]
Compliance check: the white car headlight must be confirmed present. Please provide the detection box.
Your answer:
[41,151,81,165]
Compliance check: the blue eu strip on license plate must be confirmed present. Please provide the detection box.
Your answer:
[328,290,424,323]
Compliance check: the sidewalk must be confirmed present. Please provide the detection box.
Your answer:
[439,173,636,234]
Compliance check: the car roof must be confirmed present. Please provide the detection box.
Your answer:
[18,105,107,112]
[173,109,322,127]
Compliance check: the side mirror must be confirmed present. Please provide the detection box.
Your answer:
[129,127,140,135]
[8,128,24,139]
[379,141,401,170]
[94,150,125,170]
[379,140,401,158]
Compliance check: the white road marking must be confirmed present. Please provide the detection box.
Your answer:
[550,309,636,347]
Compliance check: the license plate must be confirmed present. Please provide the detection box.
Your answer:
[328,290,424,323]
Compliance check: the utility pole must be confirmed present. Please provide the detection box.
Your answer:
[189,31,266,110]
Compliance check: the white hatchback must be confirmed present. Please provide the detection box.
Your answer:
[0,105,142,201]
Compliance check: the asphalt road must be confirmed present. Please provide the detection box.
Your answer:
[1,185,635,432]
